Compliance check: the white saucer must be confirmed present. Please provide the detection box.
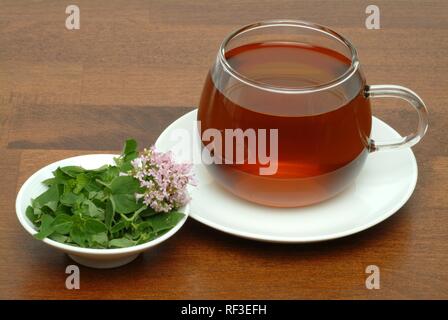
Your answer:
[155,109,418,243]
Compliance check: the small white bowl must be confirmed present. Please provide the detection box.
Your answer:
[16,154,189,269]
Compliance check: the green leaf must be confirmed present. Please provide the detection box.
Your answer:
[119,161,134,172]
[85,180,103,193]
[93,190,107,201]
[136,220,153,232]
[70,225,86,247]
[111,194,141,214]
[82,200,104,219]
[109,237,136,248]
[34,214,55,240]
[109,176,140,194]
[99,166,120,184]
[85,219,107,234]
[51,214,73,234]
[32,206,42,217]
[89,232,108,247]
[104,198,115,231]
[110,220,126,233]
[54,204,71,216]
[95,179,111,189]
[52,168,72,184]
[49,233,68,243]
[26,205,37,223]
[136,231,157,244]
[139,206,158,218]
[41,177,56,186]
[60,166,86,178]
[148,211,185,233]
[122,139,137,157]
[108,176,141,214]
[60,191,79,206]
[89,164,109,174]
[40,205,54,216]
[33,183,59,211]
[73,173,89,194]
[114,139,138,171]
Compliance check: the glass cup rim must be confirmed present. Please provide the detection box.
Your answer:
[218,19,360,94]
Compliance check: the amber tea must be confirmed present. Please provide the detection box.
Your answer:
[198,42,373,207]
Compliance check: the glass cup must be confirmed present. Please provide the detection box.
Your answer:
[197,20,428,207]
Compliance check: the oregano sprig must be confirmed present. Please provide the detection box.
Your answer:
[26,139,192,248]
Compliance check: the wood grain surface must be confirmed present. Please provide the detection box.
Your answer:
[0,0,447,299]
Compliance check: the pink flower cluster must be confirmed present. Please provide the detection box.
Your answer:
[131,146,195,213]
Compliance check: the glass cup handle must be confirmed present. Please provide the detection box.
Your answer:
[365,84,429,152]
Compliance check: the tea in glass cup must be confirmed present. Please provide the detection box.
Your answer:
[198,21,428,207]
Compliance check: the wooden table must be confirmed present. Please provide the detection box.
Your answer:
[1,0,447,299]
